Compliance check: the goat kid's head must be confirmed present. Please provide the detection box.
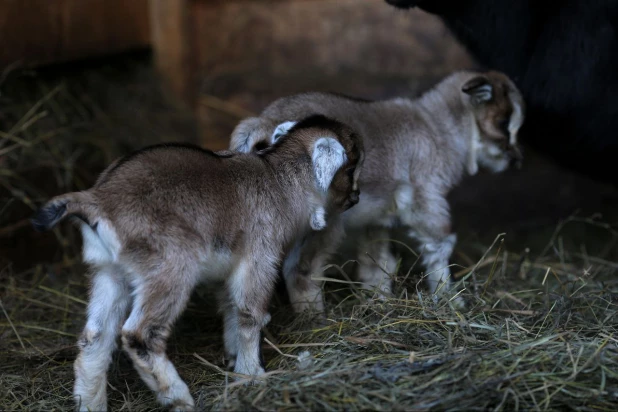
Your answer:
[233,115,364,214]
[280,115,364,214]
[462,71,525,175]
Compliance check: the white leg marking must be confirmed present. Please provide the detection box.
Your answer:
[421,234,457,294]
[310,206,327,231]
[120,273,196,410]
[74,266,130,412]
[228,260,272,377]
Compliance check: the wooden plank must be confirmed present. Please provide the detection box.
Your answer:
[189,0,472,149]
[0,0,150,69]
[149,0,194,107]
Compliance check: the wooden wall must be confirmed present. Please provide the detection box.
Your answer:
[150,0,473,149]
[0,0,150,69]
[1,0,472,149]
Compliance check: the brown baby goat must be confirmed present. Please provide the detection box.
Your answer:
[32,115,363,411]
[230,71,524,312]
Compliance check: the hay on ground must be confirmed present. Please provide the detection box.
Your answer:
[1,59,617,411]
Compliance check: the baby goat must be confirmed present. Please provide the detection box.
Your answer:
[230,71,524,312]
[32,115,363,411]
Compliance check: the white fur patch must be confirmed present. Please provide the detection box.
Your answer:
[394,184,414,211]
[312,137,347,191]
[467,116,481,176]
[229,259,252,306]
[198,248,234,282]
[151,355,194,409]
[508,99,524,145]
[271,121,297,143]
[81,220,120,264]
[74,267,130,412]
[310,206,327,231]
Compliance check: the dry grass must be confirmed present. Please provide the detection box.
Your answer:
[1,58,617,411]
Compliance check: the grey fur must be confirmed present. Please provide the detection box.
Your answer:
[230,71,525,312]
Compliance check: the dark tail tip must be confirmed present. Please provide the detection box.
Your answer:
[31,202,67,232]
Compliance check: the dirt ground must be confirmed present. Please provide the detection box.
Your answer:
[1,53,617,411]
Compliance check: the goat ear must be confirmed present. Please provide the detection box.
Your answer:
[230,117,267,153]
[312,137,348,191]
[271,121,297,143]
[462,76,493,105]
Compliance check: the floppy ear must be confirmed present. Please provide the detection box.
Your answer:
[271,121,297,143]
[462,76,493,105]
[312,137,348,191]
[230,117,268,153]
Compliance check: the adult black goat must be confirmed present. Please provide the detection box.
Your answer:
[386,0,618,183]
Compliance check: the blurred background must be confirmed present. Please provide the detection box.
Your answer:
[1,1,616,409]
[2,0,615,269]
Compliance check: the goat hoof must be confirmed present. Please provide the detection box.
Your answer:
[225,357,236,370]
[170,401,195,412]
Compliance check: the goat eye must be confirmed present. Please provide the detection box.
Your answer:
[254,141,269,151]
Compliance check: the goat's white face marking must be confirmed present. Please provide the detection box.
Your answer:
[477,141,511,173]
[312,137,347,191]
[310,206,327,231]
[467,116,481,176]
[271,121,297,143]
[508,98,524,146]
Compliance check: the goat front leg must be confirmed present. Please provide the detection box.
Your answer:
[227,259,276,378]
[284,221,344,314]
[398,188,460,302]
[356,227,397,298]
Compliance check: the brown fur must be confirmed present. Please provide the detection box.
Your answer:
[32,115,363,411]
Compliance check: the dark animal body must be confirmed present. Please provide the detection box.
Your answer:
[386,0,618,183]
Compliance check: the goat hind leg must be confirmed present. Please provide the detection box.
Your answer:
[74,265,130,412]
[121,270,197,411]
[418,233,457,294]
[217,290,239,369]
[228,259,277,378]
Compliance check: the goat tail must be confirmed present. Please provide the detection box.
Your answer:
[31,191,99,232]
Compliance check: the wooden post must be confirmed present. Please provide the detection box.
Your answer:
[149,0,195,108]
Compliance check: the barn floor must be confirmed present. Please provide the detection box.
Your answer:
[1,53,617,411]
